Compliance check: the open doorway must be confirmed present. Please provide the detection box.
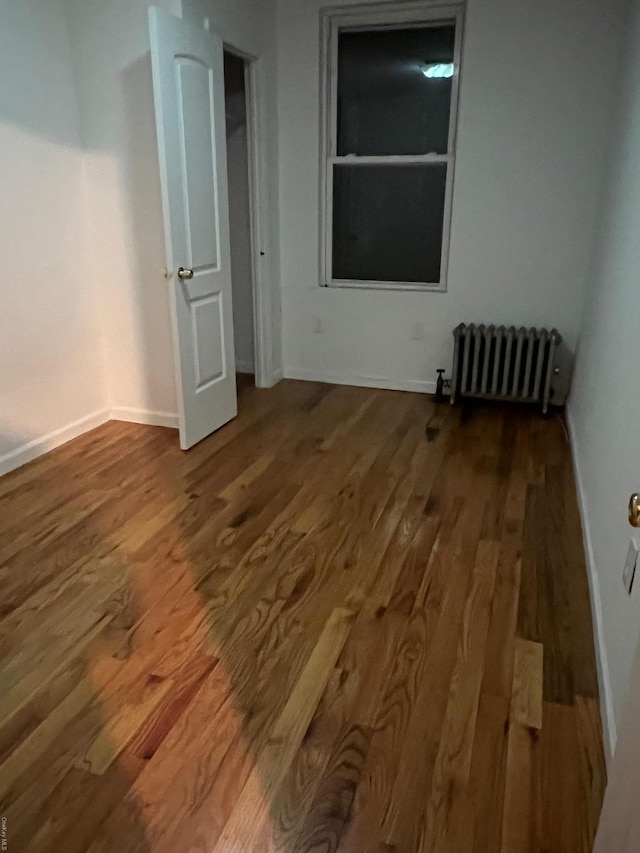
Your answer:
[223,51,256,388]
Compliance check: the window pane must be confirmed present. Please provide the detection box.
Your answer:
[332,164,447,284]
[337,25,456,156]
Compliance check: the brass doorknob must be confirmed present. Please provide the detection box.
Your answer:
[177,267,194,281]
[630,494,640,528]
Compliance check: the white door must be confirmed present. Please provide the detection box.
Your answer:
[149,7,237,450]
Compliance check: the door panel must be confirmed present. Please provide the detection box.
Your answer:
[176,58,221,269]
[191,294,226,389]
[150,7,237,450]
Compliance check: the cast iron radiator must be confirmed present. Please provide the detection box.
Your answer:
[450,323,562,414]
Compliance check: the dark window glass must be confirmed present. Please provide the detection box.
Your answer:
[332,164,447,283]
[337,24,456,156]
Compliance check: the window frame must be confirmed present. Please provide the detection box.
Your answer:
[319,1,465,292]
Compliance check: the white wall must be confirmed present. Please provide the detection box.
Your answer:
[568,0,640,755]
[595,633,640,850]
[64,0,182,424]
[276,0,625,391]
[0,0,108,472]
[63,0,281,426]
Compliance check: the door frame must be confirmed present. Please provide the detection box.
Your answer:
[223,42,269,389]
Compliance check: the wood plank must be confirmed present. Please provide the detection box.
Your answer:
[517,485,542,643]
[262,666,354,851]
[501,721,540,853]
[211,606,356,852]
[422,540,500,853]
[575,696,607,851]
[539,701,581,852]
[511,638,544,730]
[291,722,373,853]
[468,693,511,853]
[379,448,499,852]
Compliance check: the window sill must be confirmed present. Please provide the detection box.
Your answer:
[322,279,447,293]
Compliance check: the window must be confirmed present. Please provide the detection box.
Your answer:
[320,2,464,291]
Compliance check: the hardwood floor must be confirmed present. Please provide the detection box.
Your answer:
[0,380,605,852]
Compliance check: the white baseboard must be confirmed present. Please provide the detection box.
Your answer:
[0,406,179,479]
[235,360,255,375]
[284,367,436,395]
[0,408,110,478]
[566,409,617,765]
[110,407,179,429]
